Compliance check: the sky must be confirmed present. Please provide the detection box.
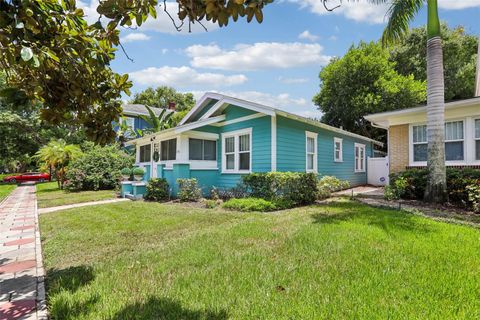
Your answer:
[77,0,480,118]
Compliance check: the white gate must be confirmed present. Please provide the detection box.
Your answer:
[367,157,389,186]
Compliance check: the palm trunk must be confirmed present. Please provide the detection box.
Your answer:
[424,0,447,203]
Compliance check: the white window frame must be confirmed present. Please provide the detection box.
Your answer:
[334,137,343,162]
[138,143,152,164]
[354,143,366,173]
[221,128,252,174]
[306,131,318,173]
[444,120,465,162]
[409,119,467,166]
[475,118,480,162]
[411,124,428,164]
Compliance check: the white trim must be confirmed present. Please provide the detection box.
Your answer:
[271,116,277,171]
[178,92,224,125]
[306,131,318,173]
[221,128,252,174]
[474,118,480,161]
[354,143,366,173]
[199,99,227,120]
[212,113,267,127]
[175,115,226,134]
[199,96,276,121]
[334,137,343,162]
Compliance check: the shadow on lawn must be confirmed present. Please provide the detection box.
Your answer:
[47,265,95,294]
[112,296,229,320]
[311,202,433,234]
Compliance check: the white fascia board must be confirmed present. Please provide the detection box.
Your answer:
[178,92,224,126]
[175,115,226,134]
[198,99,227,121]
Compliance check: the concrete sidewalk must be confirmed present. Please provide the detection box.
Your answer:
[38,197,130,214]
[0,184,47,320]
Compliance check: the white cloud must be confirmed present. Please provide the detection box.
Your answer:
[185,42,331,71]
[120,33,151,43]
[76,1,217,34]
[298,30,319,42]
[129,66,247,88]
[287,0,480,24]
[438,0,480,9]
[278,76,309,84]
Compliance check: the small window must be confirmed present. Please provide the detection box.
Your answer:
[139,144,151,163]
[476,119,480,161]
[222,129,251,173]
[334,137,343,162]
[161,138,177,161]
[412,125,427,162]
[355,143,366,173]
[189,139,217,161]
[445,121,464,161]
[306,132,317,173]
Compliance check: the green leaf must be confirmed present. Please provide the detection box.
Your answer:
[20,47,33,61]
[32,56,40,68]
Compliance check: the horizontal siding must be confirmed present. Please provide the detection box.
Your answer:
[277,116,372,186]
[190,170,219,194]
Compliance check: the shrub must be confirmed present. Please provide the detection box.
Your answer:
[317,176,350,200]
[217,184,250,200]
[467,183,480,213]
[242,172,318,205]
[65,145,133,191]
[390,168,480,209]
[223,198,277,212]
[209,186,220,200]
[133,167,145,177]
[204,199,218,209]
[121,168,132,177]
[177,178,202,202]
[144,178,169,201]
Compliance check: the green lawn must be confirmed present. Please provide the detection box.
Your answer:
[36,182,117,208]
[0,183,16,202]
[40,200,480,319]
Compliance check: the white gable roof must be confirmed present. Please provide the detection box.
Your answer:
[180,92,382,146]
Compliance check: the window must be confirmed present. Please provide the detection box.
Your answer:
[189,139,217,161]
[355,143,366,173]
[334,137,343,162]
[139,144,151,163]
[222,129,251,173]
[445,121,464,161]
[161,138,177,161]
[412,125,428,162]
[125,117,135,135]
[306,132,318,173]
[476,119,480,161]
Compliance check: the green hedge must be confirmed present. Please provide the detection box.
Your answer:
[242,172,318,205]
[390,168,480,209]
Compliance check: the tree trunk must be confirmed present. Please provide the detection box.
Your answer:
[424,36,447,203]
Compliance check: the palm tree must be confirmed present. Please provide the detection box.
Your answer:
[140,105,174,134]
[34,139,83,189]
[114,117,137,147]
[342,0,446,202]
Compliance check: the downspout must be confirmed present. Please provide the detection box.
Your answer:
[475,36,480,97]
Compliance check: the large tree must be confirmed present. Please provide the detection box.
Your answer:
[390,24,478,101]
[0,0,272,143]
[130,86,195,112]
[314,41,426,144]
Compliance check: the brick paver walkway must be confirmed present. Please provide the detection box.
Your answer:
[0,184,47,320]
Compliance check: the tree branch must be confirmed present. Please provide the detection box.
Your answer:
[322,0,342,12]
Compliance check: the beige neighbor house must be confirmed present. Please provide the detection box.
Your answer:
[365,97,480,175]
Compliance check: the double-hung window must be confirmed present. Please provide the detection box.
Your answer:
[222,129,251,173]
[139,144,151,163]
[334,137,343,162]
[160,138,177,161]
[475,119,480,161]
[412,125,428,162]
[354,143,366,173]
[189,139,217,161]
[306,131,318,173]
[445,121,464,161]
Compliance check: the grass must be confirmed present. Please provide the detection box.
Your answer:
[40,200,480,319]
[0,183,16,202]
[36,182,116,208]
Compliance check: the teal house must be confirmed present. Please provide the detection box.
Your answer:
[123,92,381,198]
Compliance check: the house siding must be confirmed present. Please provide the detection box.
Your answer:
[276,116,371,186]
[389,124,409,174]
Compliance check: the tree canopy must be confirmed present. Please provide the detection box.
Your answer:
[130,86,195,112]
[313,41,426,144]
[390,24,478,101]
[0,0,271,143]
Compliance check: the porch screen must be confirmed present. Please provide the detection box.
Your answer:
[161,138,177,161]
[189,139,216,161]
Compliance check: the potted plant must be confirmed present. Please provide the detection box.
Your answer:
[121,168,132,181]
[133,167,145,181]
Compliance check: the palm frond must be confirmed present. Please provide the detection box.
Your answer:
[381,0,423,46]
